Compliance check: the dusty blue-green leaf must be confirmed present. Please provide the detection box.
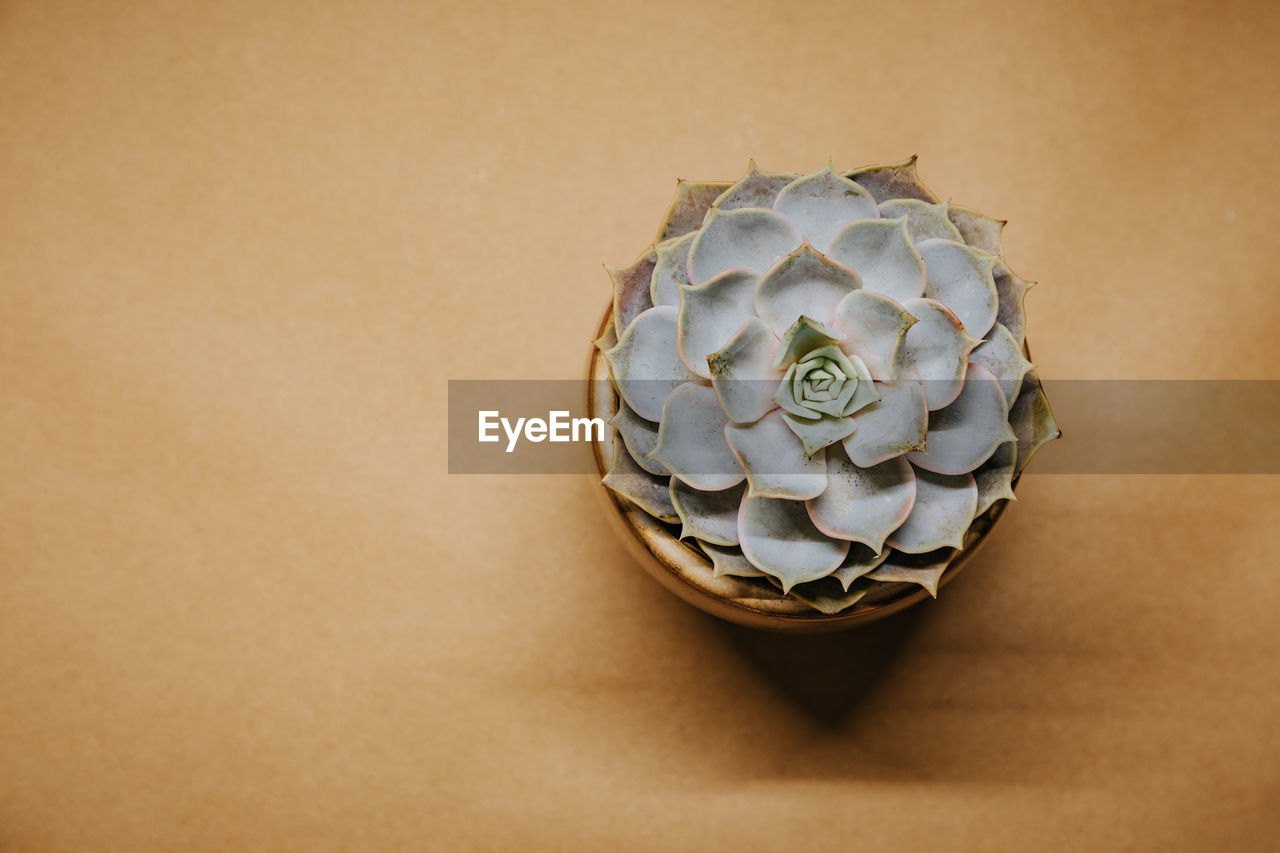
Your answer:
[738,495,850,592]
[772,165,879,252]
[886,468,977,553]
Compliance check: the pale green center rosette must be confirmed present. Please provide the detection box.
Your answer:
[773,343,880,456]
[600,159,1061,614]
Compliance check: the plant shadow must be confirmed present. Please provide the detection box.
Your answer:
[712,607,926,730]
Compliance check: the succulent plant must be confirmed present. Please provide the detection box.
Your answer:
[598,158,1059,615]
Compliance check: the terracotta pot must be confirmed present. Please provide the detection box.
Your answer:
[588,307,1015,633]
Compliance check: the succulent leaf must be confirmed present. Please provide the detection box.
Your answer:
[771,165,880,252]
[713,161,800,210]
[671,479,746,546]
[842,381,928,467]
[947,204,1005,254]
[974,440,1017,516]
[907,364,1016,475]
[831,289,917,380]
[879,199,963,244]
[832,544,892,590]
[885,468,978,553]
[677,269,760,379]
[725,410,828,499]
[601,441,679,524]
[845,156,938,204]
[738,495,851,592]
[603,305,697,422]
[779,410,859,456]
[706,318,784,424]
[774,315,846,369]
[896,298,982,411]
[807,447,916,554]
[609,398,669,476]
[700,542,765,578]
[1010,371,1060,474]
[971,322,1033,403]
[787,576,875,615]
[655,179,733,243]
[754,244,862,337]
[688,207,802,285]
[593,321,618,353]
[825,217,926,304]
[648,382,745,491]
[867,554,950,597]
[607,249,656,336]
[993,259,1032,345]
[650,231,693,307]
[917,238,999,339]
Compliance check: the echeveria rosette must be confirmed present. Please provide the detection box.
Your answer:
[601,158,1059,614]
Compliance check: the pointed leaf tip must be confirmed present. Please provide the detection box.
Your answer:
[738,495,850,592]
[845,156,938,204]
[655,179,734,243]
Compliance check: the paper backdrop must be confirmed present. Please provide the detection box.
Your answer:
[1,0,1277,849]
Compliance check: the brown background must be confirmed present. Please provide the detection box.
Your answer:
[2,0,1278,849]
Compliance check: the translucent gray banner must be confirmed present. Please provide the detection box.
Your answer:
[448,380,1280,474]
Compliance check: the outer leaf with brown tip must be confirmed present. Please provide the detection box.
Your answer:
[993,259,1033,345]
[609,398,669,476]
[832,544,891,590]
[713,161,800,210]
[971,322,1033,403]
[593,322,618,353]
[948,203,1006,254]
[654,179,733,243]
[650,231,693,307]
[671,480,746,546]
[787,576,876,615]
[974,440,1017,516]
[1010,370,1061,474]
[867,553,951,597]
[607,249,656,336]
[845,155,939,203]
[700,542,765,578]
[601,440,678,524]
